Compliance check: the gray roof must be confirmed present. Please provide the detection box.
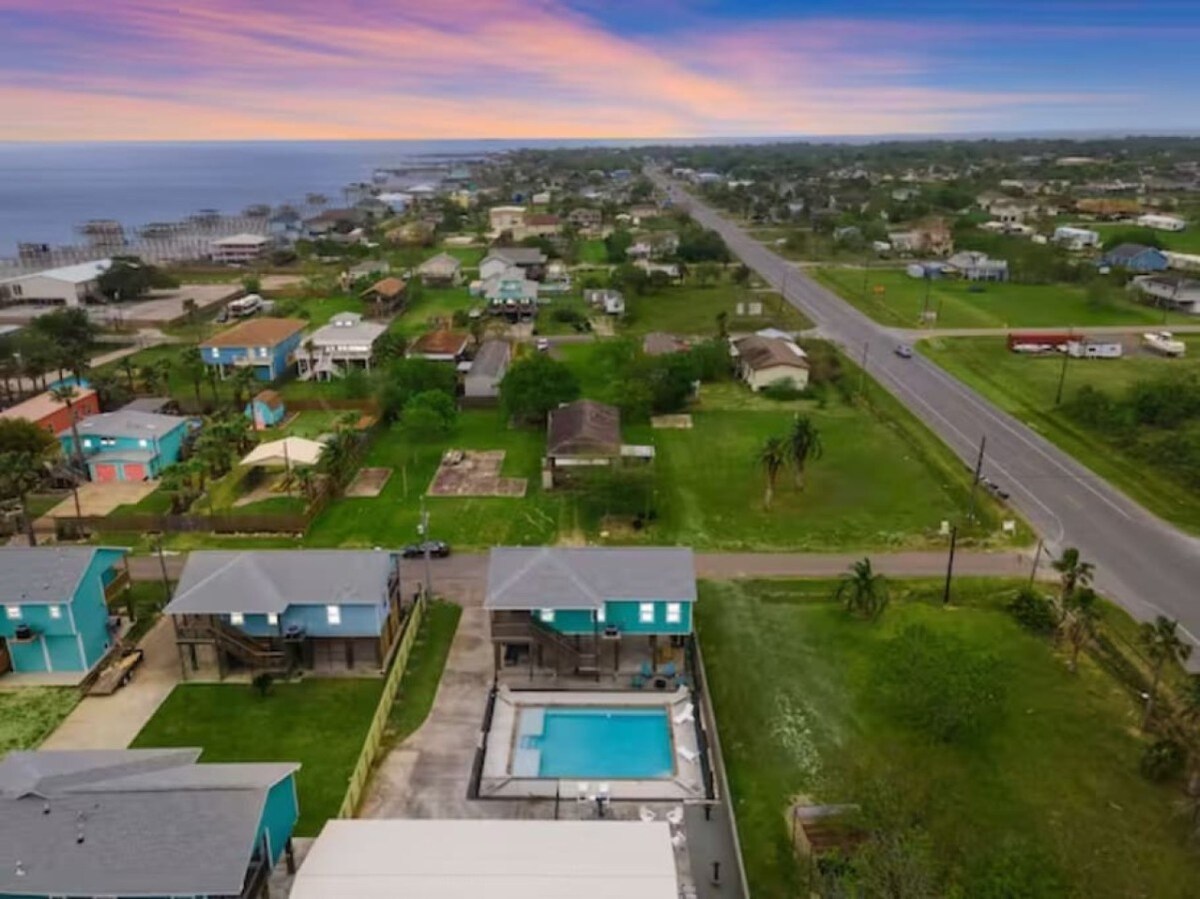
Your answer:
[307,314,387,348]
[468,340,511,378]
[485,547,696,611]
[64,409,188,442]
[165,550,396,615]
[1105,243,1161,263]
[418,252,463,274]
[120,396,174,414]
[487,247,547,266]
[0,546,121,605]
[0,749,297,897]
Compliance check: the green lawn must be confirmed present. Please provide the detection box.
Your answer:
[623,280,813,336]
[131,679,383,835]
[388,286,476,338]
[815,267,1190,329]
[0,687,79,752]
[577,239,609,265]
[1091,222,1200,255]
[923,335,1200,532]
[699,578,1200,898]
[386,601,461,745]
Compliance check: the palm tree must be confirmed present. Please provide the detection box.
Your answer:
[1062,587,1102,673]
[836,557,890,620]
[0,451,45,545]
[758,435,788,509]
[179,347,207,411]
[1139,615,1193,730]
[153,357,172,395]
[294,466,316,503]
[230,367,257,411]
[788,415,823,490]
[117,356,137,392]
[49,384,85,468]
[1182,673,1200,725]
[1051,547,1094,611]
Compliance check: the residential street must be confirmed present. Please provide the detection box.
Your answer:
[651,169,1200,651]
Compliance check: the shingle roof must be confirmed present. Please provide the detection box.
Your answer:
[486,547,696,611]
[547,400,621,457]
[468,340,511,378]
[410,330,470,356]
[488,247,547,266]
[417,252,463,275]
[164,549,396,615]
[0,387,98,424]
[64,409,188,442]
[200,317,306,349]
[732,335,809,372]
[0,749,296,898]
[0,546,118,605]
[365,277,406,299]
[1105,243,1161,264]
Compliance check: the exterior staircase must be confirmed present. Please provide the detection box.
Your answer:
[176,617,287,672]
[493,614,599,674]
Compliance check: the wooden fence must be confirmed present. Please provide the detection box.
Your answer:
[337,593,427,819]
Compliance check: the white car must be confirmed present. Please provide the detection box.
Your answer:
[535,338,550,352]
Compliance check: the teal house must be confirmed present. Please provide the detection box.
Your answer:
[0,547,129,676]
[59,408,190,482]
[0,748,300,898]
[485,547,695,680]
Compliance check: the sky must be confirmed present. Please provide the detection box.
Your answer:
[0,0,1197,141]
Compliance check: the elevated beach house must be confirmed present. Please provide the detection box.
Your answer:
[416,251,465,286]
[60,409,190,482]
[0,546,130,676]
[200,318,307,381]
[0,748,299,899]
[485,546,696,680]
[297,311,387,381]
[164,550,405,678]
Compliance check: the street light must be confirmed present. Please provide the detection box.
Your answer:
[417,497,433,599]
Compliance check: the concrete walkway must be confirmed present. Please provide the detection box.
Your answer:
[40,617,180,750]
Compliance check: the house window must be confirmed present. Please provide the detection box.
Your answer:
[138,439,148,448]
[209,347,220,359]
[82,438,92,448]
[267,613,278,626]
[595,607,606,623]
[230,612,245,626]
[539,609,555,623]
[48,605,61,620]
[666,602,682,624]
[4,605,20,620]
[326,605,341,625]
[638,602,655,624]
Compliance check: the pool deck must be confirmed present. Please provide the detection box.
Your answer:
[480,687,706,802]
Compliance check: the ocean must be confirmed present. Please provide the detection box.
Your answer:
[0,139,657,257]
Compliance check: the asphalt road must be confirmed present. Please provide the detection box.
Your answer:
[651,170,1200,650]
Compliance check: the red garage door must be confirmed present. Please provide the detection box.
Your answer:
[94,464,118,483]
[123,464,147,481]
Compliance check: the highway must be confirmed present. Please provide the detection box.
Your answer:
[651,171,1200,649]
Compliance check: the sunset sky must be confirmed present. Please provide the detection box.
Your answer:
[1,0,1196,141]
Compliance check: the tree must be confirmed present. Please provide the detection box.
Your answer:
[1051,547,1093,617]
[117,356,137,392]
[1139,615,1193,730]
[376,357,456,422]
[241,275,262,295]
[0,451,45,545]
[178,347,207,410]
[96,256,177,301]
[1062,587,1101,673]
[499,353,580,425]
[402,390,458,438]
[837,557,890,620]
[229,367,258,411]
[787,415,823,489]
[715,310,729,339]
[49,384,85,469]
[693,262,720,287]
[757,434,788,509]
[732,264,752,286]
[0,419,55,457]
[604,229,633,264]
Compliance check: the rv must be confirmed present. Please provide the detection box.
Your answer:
[1142,331,1186,358]
[227,293,263,318]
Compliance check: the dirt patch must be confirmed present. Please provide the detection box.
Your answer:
[428,450,527,497]
[652,414,693,429]
[260,275,306,291]
[346,467,392,498]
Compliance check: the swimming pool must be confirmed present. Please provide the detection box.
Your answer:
[515,706,673,779]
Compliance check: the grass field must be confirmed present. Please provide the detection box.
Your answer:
[577,239,608,265]
[1091,222,1200,255]
[815,267,1190,329]
[923,335,1200,531]
[623,280,813,336]
[0,687,79,752]
[386,601,461,745]
[131,679,382,835]
[388,286,475,338]
[699,578,1200,898]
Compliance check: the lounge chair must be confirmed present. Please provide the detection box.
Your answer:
[677,745,699,763]
[660,661,677,679]
[666,805,685,827]
[639,661,654,678]
[639,805,657,823]
[673,704,695,725]
[671,831,688,850]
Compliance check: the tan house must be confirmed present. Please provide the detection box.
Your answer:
[518,214,561,239]
[732,334,810,391]
[416,252,464,286]
[488,205,526,236]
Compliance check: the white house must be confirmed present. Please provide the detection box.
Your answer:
[1131,274,1200,314]
[479,248,546,281]
[0,259,111,307]
[298,311,387,381]
[1137,213,1187,232]
[463,339,511,401]
[731,334,810,392]
[210,233,271,265]
[488,205,526,236]
[1053,226,1101,250]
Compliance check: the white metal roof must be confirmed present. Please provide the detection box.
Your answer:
[291,819,679,899]
[11,259,112,284]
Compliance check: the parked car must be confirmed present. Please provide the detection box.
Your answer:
[894,343,913,359]
[536,338,551,352]
[401,540,451,559]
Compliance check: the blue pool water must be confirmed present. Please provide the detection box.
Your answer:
[518,707,673,779]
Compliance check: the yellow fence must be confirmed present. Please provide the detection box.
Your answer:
[337,594,427,818]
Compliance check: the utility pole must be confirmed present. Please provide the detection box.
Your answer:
[943,525,958,605]
[418,497,433,599]
[1054,329,1073,406]
[921,271,933,324]
[858,340,870,395]
[155,537,173,603]
[1027,538,1044,588]
[966,434,987,523]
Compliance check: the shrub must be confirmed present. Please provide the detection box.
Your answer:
[251,672,274,698]
[760,377,807,401]
[874,624,1007,743]
[1140,739,1186,782]
[1007,587,1059,635]
[402,390,458,438]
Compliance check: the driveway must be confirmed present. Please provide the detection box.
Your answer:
[41,480,159,521]
[40,617,180,749]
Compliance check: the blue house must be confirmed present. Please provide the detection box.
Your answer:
[0,748,299,898]
[485,547,696,679]
[59,408,190,482]
[0,547,129,676]
[246,388,286,430]
[165,550,404,678]
[200,317,307,381]
[1101,243,1169,273]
